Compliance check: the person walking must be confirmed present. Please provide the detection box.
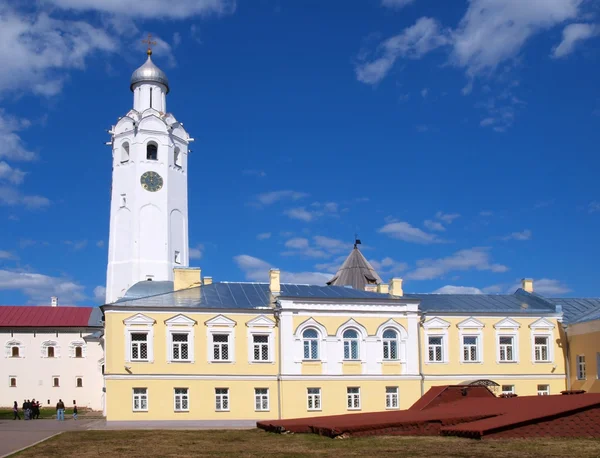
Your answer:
[72,404,78,420]
[56,399,65,421]
[13,401,21,420]
[33,400,40,419]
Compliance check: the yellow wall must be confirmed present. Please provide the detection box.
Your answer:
[423,378,565,396]
[568,324,600,393]
[292,315,409,336]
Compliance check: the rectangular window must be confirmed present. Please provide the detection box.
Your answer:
[47,346,55,358]
[133,388,148,411]
[501,385,515,395]
[498,336,515,362]
[131,333,149,361]
[428,336,443,362]
[462,336,479,362]
[385,386,399,409]
[171,333,190,361]
[534,336,550,362]
[307,388,321,411]
[9,376,17,387]
[120,194,126,208]
[174,251,181,264]
[252,335,269,362]
[76,377,83,388]
[254,388,269,411]
[347,387,361,410]
[212,334,229,361]
[577,355,586,380]
[174,388,189,412]
[537,384,550,396]
[215,388,229,411]
[52,376,60,387]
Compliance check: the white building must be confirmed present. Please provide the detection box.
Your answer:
[1,304,104,410]
[105,45,193,303]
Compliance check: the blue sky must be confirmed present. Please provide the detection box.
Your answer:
[0,0,599,305]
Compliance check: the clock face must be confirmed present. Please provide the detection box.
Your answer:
[140,171,163,192]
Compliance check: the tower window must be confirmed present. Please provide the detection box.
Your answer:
[147,143,158,161]
[174,251,181,264]
[121,142,130,163]
[174,147,182,168]
[120,194,127,208]
[76,377,83,388]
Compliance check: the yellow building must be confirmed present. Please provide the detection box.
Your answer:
[101,247,585,424]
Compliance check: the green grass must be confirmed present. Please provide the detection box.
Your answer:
[12,430,600,458]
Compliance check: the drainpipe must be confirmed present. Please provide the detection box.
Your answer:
[418,315,425,396]
[274,306,283,420]
[561,322,571,391]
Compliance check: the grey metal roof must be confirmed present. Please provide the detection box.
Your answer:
[550,298,600,324]
[88,307,104,326]
[108,282,403,309]
[404,289,557,314]
[327,247,383,291]
[118,281,175,302]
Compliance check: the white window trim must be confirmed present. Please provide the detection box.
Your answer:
[376,319,408,364]
[254,388,270,412]
[124,314,156,363]
[457,317,484,364]
[246,315,276,364]
[41,340,60,358]
[215,388,230,412]
[206,315,236,363]
[496,332,519,363]
[5,340,24,359]
[174,388,190,412]
[9,375,17,387]
[529,318,555,364]
[307,387,322,411]
[132,388,149,412]
[347,387,361,411]
[336,319,368,363]
[501,384,515,395]
[385,386,399,410]
[294,318,328,363]
[537,384,550,396]
[165,314,196,364]
[423,317,450,364]
[69,340,87,358]
[576,355,586,380]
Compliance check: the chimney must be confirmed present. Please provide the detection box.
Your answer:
[173,267,202,291]
[389,278,403,297]
[521,278,533,293]
[269,268,281,296]
[377,283,389,294]
[364,284,377,292]
[51,296,58,307]
[204,276,213,285]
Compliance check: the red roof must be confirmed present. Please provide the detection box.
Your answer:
[0,306,100,327]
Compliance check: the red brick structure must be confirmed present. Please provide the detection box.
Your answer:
[257,386,600,440]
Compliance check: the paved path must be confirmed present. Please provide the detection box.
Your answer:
[0,419,95,457]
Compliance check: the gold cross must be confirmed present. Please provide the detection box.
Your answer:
[142,33,157,56]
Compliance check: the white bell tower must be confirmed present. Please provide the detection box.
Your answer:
[105,37,193,303]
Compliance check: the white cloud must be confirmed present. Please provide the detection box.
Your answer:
[355,17,449,84]
[284,207,314,222]
[369,257,408,276]
[233,254,330,285]
[552,23,598,58]
[255,190,308,206]
[315,256,348,274]
[451,0,582,77]
[435,211,460,223]
[0,185,51,209]
[0,250,16,260]
[406,247,508,280]
[530,278,570,295]
[47,0,236,19]
[284,202,341,222]
[283,235,349,259]
[256,232,271,240]
[173,31,182,47]
[189,244,204,260]
[0,161,26,184]
[93,285,106,303]
[379,221,444,244]
[501,229,532,241]
[285,237,310,249]
[381,0,416,9]
[433,285,484,294]
[424,219,445,232]
[0,111,36,161]
[0,269,86,304]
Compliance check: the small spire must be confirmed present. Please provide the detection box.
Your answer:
[354,234,361,249]
[142,33,157,56]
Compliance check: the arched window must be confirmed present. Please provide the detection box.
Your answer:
[302,329,319,360]
[41,341,59,358]
[11,346,19,358]
[75,347,83,358]
[174,147,182,168]
[146,142,158,160]
[382,329,399,360]
[76,377,83,388]
[121,142,130,163]
[10,377,16,387]
[343,329,359,360]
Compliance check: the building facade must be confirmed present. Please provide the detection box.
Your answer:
[1,305,104,410]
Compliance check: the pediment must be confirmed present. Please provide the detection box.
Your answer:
[123,313,156,326]
[165,314,197,327]
[457,317,485,329]
[294,317,328,336]
[138,113,168,133]
[529,317,555,330]
[376,318,407,336]
[335,318,368,337]
[115,116,136,135]
[205,314,236,327]
[246,315,276,328]
[494,317,521,330]
[423,317,450,329]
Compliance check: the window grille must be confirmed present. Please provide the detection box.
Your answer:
[534,336,550,362]
[577,355,586,380]
[382,329,398,360]
[254,388,269,411]
[428,336,443,362]
[131,333,148,360]
[347,387,360,410]
[133,388,148,411]
[462,336,478,362]
[343,330,359,360]
[252,335,269,361]
[537,384,550,396]
[213,334,229,361]
[215,388,229,411]
[385,387,399,409]
[307,388,321,410]
[501,385,515,395]
[171,333,189,361]
[174,388,189,411]
[499,336,514,361]
[302,329,319,360]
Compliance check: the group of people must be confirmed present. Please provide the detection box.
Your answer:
[13,399,41,420]
[12,399,78,420]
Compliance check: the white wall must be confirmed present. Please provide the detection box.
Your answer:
[1,329,104,410]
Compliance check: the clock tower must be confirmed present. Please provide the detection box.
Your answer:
[105,38,192,303]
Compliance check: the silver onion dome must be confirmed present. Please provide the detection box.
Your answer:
[130,52,170,93]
